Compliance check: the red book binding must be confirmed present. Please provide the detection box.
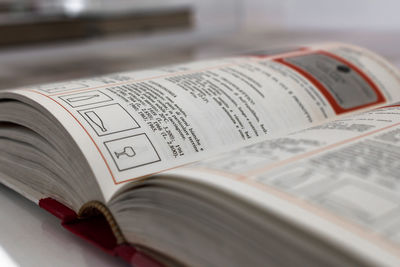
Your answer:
[39,198,163,267]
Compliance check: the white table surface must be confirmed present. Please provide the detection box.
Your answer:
[0,184,128,267]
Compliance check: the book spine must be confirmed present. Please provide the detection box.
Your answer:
[39,198,163,267]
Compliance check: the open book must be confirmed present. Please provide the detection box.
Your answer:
[1,42,400,266]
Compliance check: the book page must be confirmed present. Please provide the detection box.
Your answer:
[178,104,400,265]
[5,42,400,201]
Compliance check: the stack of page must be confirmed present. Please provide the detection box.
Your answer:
[1,43,400,266]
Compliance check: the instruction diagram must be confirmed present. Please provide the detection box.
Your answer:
[38,82,89,94]
[85,111,107,132]
[114,146,136,159]
[282,52,380,112]
[104,133,161,171]
[59,90,112,107]
[78,103,140,136]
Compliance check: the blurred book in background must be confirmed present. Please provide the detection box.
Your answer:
[0,0,192,47]
[1,0,400,91]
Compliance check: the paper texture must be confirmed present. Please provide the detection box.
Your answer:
[176,103,400,266]
[7,42,400,201]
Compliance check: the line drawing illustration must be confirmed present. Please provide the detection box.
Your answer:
[78,103,140,136]
[104,133,160,172]
[59,90,113,108]
[114,146,136,159]
[67,94,100,103]
[38,82,89,93]
[85,111,107,132]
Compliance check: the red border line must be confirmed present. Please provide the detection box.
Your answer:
[182,112,400,258]
[377,104,400,109]
[183,165,400,258]
[32,91,192,184]
[28,49,389,185]
[244,118,400,177]
[274,50,386,114]
[32,91,118,183]
[245,46,310,59]
[28,62,242,185]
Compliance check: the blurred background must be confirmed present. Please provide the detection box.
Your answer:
[1,0,400,89]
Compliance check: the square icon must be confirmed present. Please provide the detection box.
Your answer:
[38,82,89,94]
[59,90,112,107]
[104,134,161,171]
[79,104,139,136]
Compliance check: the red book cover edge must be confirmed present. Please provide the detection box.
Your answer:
[39,197,163,267]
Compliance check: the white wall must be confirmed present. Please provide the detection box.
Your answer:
[241,0,400,31]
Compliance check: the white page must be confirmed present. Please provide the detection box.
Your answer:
[4,42,400,201]
[179,104,400,266]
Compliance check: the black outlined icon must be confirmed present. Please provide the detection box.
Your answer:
[104,133,161,171]
[336,65,351,73]
[66,94,100,103]
[85,111,107,132]
[59,90,112,108]
[38,82,89,94]
[78,103,139,136]
[115,146,136,159]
